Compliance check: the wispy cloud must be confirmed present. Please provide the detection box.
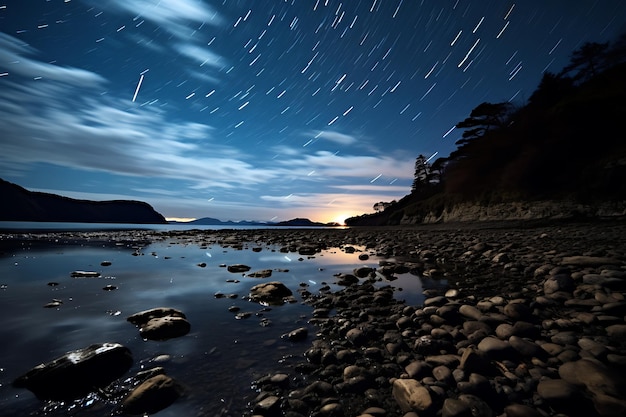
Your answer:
[275,150,415,180]
[101,0,223,38]
[0,34,277,189]
[0,33,106,86]
[304,130,359,145]
[176,43,226,68]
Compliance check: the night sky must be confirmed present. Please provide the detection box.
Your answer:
[1,1,625,223]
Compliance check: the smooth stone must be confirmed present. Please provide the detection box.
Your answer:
[460,348,496,376]
[121,374,183,415]
[477,337,516,359]
[12,343,133,400]
[442,398,472,417]
[404,361,432,380]
[550,331,578,346]
[559,359,626,399]
[509,336,546,359]
[537,379,585,412]
[254,395,282,416]
[544,274,575,294]
[503,404,543,417]
[456,394,493,417]
[503,302,532,320]
[459,304,482,320]
[285,327,308,342]
[425,354,460,368]
[392,379,433,413]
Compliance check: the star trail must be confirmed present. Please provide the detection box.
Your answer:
[0,0,625,223]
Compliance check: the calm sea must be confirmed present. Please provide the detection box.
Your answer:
[0,223,433,416]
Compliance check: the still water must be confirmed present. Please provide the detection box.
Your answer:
[0,234,429,416]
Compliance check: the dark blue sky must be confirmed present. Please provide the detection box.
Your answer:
[1,0,625,223]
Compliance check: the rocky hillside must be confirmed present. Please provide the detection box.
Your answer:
[0,178,167,224]
[347,36,626,226]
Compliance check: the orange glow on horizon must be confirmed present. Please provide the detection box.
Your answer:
[165,217,197,222]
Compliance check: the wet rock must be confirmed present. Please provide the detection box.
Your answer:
[298,245,318,255]
[249,281,293,305]
[284,327,308,342]
[13,343,133,400]
[354,266,375,278]
[227,264,251,273]
[127,307,187,325]
[121,374,183,415]
[140,316,191,340]
[248,269,273,278]
[392,378,433,413]
[254,395,282,416]
[127,307,190,341]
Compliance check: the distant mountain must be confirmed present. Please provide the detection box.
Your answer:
[0,178,167,224]
[275,218,340,227]
[182,217,269,226]
[173,217,340,227]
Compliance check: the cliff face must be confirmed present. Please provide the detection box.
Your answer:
[400,200,626,225]
[0,179,167,224]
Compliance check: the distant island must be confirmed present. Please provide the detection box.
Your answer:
[172,217,341,227]
[0,178,167,224]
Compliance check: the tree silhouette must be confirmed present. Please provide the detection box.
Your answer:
[528,71,575,109]
[411,154,431,194]
[455,102,513,146]
[560,41,609,83]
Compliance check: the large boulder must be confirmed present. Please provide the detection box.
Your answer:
[249,281,293,305]
[12,343,133,400]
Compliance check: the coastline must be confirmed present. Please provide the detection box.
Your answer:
[2,220,626,416]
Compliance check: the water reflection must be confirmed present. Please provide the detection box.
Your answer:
[0,237,436,416]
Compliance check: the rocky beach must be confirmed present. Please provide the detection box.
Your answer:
[1,220,626,416]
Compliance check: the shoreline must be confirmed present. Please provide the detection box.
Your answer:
[2,220,626,416]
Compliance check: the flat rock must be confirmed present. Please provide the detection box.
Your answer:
[227,264,251,273]
[247,269,273,278]
[13,343,133,400]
